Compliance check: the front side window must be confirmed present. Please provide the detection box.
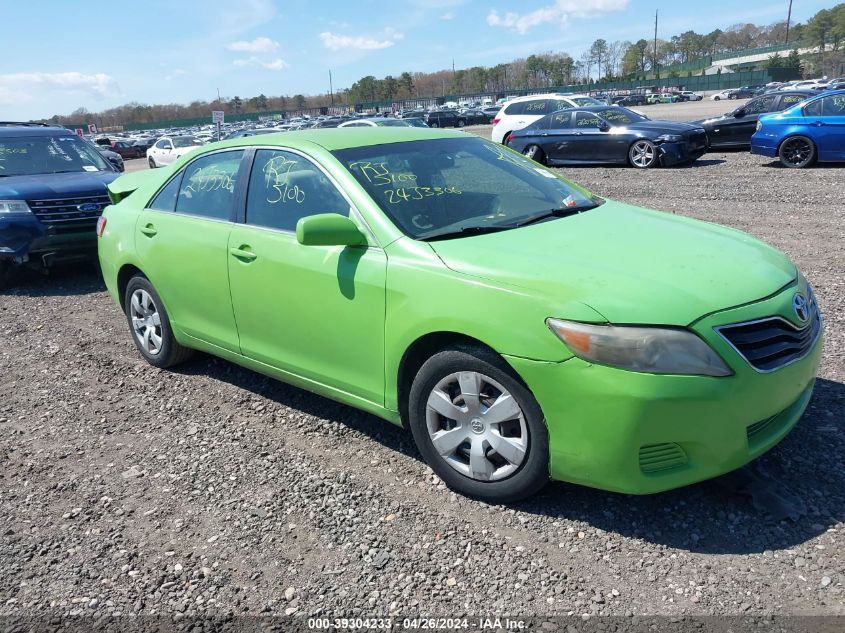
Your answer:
[245,149,349,232]
[334,137,602,241]
[595,108,645,124]
[0,135,111,176]
[574,112,603,128]
[744,96,776,114]
[174,150,244,220]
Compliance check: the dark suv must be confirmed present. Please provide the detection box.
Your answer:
[424,110,460,128]
[0,123,120,287]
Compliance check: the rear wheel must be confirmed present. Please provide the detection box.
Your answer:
[124,275,193,368]
[0,261,16,290]
[629,140,659,168]
[148,157,156,169]
[408,345,549,503]
[522,144,546,164]
[458,119,466,128]
[429,122,439,128]
[778,136,816,168]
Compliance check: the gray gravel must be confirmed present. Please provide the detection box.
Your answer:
[0,149,843,622]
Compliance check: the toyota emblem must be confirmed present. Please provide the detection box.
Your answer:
[793,293,809,323]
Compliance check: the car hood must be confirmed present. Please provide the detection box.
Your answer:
[0,171,119,199]
[428,201,795,325]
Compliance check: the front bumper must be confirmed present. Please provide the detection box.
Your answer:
[507,282,823,494]
[0,213,46,261]
[659,140,707,166]
[0,213,96,264]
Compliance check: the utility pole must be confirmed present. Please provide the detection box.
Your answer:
[329,70,334,107]
[216,88,221,103]
[653,9,659,80]
[785,0,793,44]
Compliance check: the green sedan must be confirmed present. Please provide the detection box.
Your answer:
[98,128,822,503]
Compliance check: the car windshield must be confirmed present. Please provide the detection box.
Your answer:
[0,135,111,176]
[334,137,603,241]
[376,120,411,127]
[173,136,199,148]
[595,108,648,124]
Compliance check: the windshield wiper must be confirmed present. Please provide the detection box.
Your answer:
[511,202,603,228]
[419,224,513,242]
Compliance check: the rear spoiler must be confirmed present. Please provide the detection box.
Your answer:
[107,169,160,205]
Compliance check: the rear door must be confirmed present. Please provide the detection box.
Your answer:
[808,94,845,161]
[540,111,576,162]
[134,149,246,352]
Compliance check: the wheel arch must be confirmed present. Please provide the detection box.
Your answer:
[117,263,145,307]
[395,331,529,428]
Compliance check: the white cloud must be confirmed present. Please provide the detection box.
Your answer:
[0,71,116,107]
[232,57,288,71]
[226,36,280,53]
[487,0,628,34]
[319,30,403,51]
[440,11,455,20]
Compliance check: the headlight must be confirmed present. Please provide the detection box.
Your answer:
[756,120,763,132]
[0,200,33,215]
[656,134,683,142]
[547,318,732,376]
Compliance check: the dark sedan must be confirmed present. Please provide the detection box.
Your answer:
[458,109,489,126]
[692,91,815,149]
[109,140,144,159]
[507,106,708,168]
[612,94,647,107]
[424,110,460,128]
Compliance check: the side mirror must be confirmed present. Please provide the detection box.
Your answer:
[598,121,611,132]
[734,109,746,117]
[296,213,367,247]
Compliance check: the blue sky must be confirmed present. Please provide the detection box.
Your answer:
[0,0,833,120]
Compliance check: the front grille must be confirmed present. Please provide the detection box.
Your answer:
[685,129,708,150]
[716,298,821,372]
[639,443,688,473]
[28,194,110,235]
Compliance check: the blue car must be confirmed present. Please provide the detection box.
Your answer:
[751,89,845,168]
[0,123,119,288]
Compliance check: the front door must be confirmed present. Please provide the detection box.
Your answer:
[134,149,245,352]
[227,148,387,405]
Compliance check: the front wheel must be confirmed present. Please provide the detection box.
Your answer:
[457,119,466,128]
[522,144,546,164]
[779,136,816,168]
[629,139,659,168]
[0,261,16,290]
[408,346,549,503]
[124,275,193,368]
[148,157,156,169]
[429,122,439,128]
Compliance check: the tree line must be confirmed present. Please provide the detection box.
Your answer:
[48,4,845,128]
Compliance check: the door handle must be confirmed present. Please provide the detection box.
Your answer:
[229,246,257,262]
[140,223,157,237]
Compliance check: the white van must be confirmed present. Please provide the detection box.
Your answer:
[490,93,605,144]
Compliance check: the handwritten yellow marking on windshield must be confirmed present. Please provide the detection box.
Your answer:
[349,161,418,187]
[383,186,461,204]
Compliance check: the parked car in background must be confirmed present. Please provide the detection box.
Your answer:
[729,87,756,99]
[224,128,279,139]
[424,110,461,128]
[481,106,500,122]
[458,110,489,126]
[613,94,647,107]
[97,127,821,502]
[94,144,125,172]
[507,106,708,168]
[337,118,412,128]
[132,138,157,154]
[679,91,703,101]
[751,90,845,168]
[710,90,733,101]
[403,117,429,128]
[109,140,144,159]
[693,91,815,149]
[0,123,119,287]
[146,136,202,168]
[491,93,604,143]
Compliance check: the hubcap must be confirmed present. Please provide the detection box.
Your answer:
[631,141,655,167]
[524,146,538,159]
[130,289,163,355]
[425,371,528,482]
[783,139,810,165]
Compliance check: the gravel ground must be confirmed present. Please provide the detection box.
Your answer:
[1,149,843,625]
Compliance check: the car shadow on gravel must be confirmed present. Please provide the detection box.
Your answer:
[761,160,845,169]
[175,349,844,556]
[518,377,845,555]
[1,262,105,297]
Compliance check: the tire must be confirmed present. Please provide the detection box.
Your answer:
[628,139,659,168]
[429,122,439,128]
[714,96,721,101]
[148,157,156,169]
[0,261,16,290]
[778,135,816,168]
[500,132,511,146]
[522,144,546,164]
[407,345,549,503]
[458,119,466,128]
[124,275,193,368]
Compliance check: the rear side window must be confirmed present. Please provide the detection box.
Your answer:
[503,102,524,115]
[148,174,182,211]
[245,149,349,232]
[174,150,244,220]
[803,100,822,116]
[548,111,573,128]
[779,94,806,108]
[820,95,845,116]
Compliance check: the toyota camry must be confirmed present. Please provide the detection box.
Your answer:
[98,128,822,502]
